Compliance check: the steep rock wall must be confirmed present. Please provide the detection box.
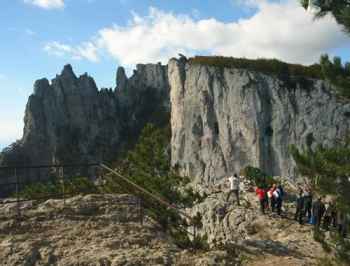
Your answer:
[11,64,120,165]
[0,63,169,197]
[1,63,170,167]
[169,59,350,182]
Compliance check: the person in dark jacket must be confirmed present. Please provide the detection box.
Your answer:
[302,188,313,220]
[294,189,305,224]
[276,184,283,218]
[331,206,337,227]
[322,201,334,231]
[312,196,326,228]
[336,209,347,237]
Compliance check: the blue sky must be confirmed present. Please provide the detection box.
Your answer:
[1,0,350,151]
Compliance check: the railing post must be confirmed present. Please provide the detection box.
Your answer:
[139,188,143,225]
[99,164,103,195]
[14,168,20,216]
[193,224,196,254]
[61,166,66,208]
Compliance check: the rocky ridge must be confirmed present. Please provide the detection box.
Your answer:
[0,176,339,265]
[0,63,170,197]
[0,63,169,168]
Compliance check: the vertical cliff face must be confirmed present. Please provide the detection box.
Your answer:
[0,63,170,168]
[169,58,350,182]
[114,63,170,141]
[14,64,119,165]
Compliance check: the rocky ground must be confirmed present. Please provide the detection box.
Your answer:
[185,176,343,266]
[0,177,346,265]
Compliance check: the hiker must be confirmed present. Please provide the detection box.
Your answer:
[302,188,313,220]
[336,209,347,237]
[277,181,284,196]
[312,195,326,228]
[294,189,305,225]
[255,183,268,215]
[262,180,270,211]
[322,201,333,231]
[331,205,337,227]
[269,184,277,212]
[276,184,283,218]
[226,174,242,206]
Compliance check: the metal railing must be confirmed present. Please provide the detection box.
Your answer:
[0,163,199,253]
[99,164,198,253]
[0,163,100,215]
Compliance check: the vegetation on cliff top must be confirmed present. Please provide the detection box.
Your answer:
[188,55,323,79]
[188,54,350,100]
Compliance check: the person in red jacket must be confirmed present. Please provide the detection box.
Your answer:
[255,184,268,215]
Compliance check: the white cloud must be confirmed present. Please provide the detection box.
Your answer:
[23,0,65,9]
[45,0,350,70]
[72,55,82,61]
[77,42,100,62]
[0,73,6,79]
[43,41,72,56]
[25,29,35,35]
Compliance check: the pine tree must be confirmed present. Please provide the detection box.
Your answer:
[290,143,350,213]
[319,53,350,100]
[299,0,350,37]
[126,123,204,207]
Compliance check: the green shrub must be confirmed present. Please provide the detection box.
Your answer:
[335,250,350,265]
[194,233,210,253]
[239,254,253,262]
[11,174,98,202]
[243,166,274,188]
[329,231,350,265]
[251,222,264,232]
[313,225,324,243]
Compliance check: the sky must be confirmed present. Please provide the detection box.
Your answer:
[1,0,350,151]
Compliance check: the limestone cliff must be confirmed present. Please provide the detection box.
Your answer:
[0,63,169,167]
[169,58,350,182]
[0,63,170,197]
[1,58,349,188]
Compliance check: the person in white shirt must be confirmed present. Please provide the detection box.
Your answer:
[226,174,242,206]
